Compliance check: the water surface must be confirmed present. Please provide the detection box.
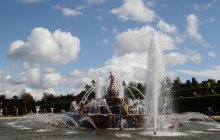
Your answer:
[1,118,220,140]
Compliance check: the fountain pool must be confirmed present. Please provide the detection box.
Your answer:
[1,113,220,140]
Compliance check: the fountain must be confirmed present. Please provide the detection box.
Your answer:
[35,106,40,114]
[0,108,3,116]
[145,33,165,135]
[68,71,145,130]
[9,33,179,133]
[4,33,220,140]
[50,107,54,114]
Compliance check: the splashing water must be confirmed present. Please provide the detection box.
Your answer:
[145,33,165,134]
[96,76,103,100]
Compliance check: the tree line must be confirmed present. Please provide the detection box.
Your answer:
[0,77,220,115]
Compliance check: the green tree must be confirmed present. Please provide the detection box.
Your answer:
[173,77,182,90]
[207,79,216,87]
[91,80,96,86]
[84,84,92,90]
[0,95,6,101]
[41,92,55,103]
[217,80,220,86]
[201,81,207,87]
[137,82,144,93]
[129,81,137,87]
[191,77,199,88]
[12,95,19,100]
[185,80,191,89]
[20,93,35,103]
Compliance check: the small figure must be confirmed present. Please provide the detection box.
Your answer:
[78,101,85,114]
[207,107,213,118]
[109,72,115,87]
[122,102,129,115]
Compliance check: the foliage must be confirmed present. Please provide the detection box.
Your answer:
[1,77,220,115]
[0,95,6,101]
[174,94,220,113]
[20,93,35,103]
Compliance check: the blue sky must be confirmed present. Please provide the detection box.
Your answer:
[0,0,220,99]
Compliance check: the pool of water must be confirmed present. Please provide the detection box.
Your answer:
[1,118,220,140]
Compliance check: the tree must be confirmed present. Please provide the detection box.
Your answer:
[185,80,191,89]
[191,77,199,88]
[129,81,137,87]
[0,95,6,101]
[0,95,5,108]
[12,95,19,100]
[173,77,182,90]
[91,80,96,86]
[217,80,220,86]
[201,81,207,87]
[207,79,216,87]
[41,92,55,103]
[137,82,144,93]
[84,84,92,91]
[20,93,35,103]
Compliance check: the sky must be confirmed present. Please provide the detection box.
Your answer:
[0,0,220,100]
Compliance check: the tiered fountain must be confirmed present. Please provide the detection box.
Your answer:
[67,32,170,132]
[69,72,145,130]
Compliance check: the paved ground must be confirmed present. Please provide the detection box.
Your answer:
[0,116,21,120]
[1,115,220,121]
[213,116,220,121]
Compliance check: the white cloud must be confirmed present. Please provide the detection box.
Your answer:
[18,0,48,4]
[0,71,11,80]
[8,27,80,65]
[187,49,202,64]
[97,16,104,21]
[0,71,25,99]
[114,25,176,56]
[193,3,200,10]
[111,0,156,23]
[0,67,64,100]
[55,5,82,17]
[205,16,216,23]
[0,78,63,100]
[9,66,62,89]
[106,53,147,69]
[194,1,217,10]
[186,14,209,47]
[98,39,109,45]
[42,72,62,88]
[164,49,202,66]
[86,0,108,5]
[202,0,216,10]
[186,14,204,44]
[146,1,156,7]
[69,69,83,78]
[64,58,147,93]
[100,26,108,32]
[157,19,177,34]
[164,52,187,66]
[208,51,216,58]
[177,65,220,79]
[54,1,108,17]
[112,28,119,34]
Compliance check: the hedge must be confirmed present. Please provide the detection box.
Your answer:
[174,86,220,98]
[174,94,220,113]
